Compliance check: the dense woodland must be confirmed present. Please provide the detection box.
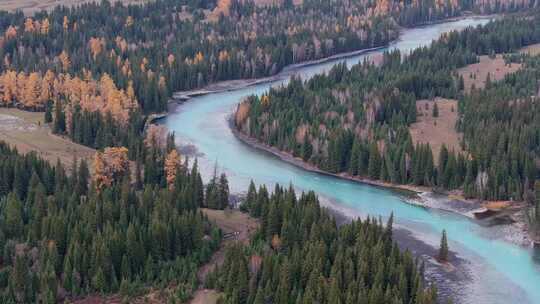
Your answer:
[0,0,535,118]
[0,0,536,158]
[235,13,540,202]
[206,183,438,304]
[0,136,443,302]
[1,1,540,302]
[0,135,234,302]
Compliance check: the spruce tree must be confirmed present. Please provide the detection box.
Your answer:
[439,229,449,262]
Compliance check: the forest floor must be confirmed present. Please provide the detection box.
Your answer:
[410,98,463,163]
[0,0,146,15]
[0,108,95,167]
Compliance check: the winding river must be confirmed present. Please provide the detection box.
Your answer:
[163,18,540,304]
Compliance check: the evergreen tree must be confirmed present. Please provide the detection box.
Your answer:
[439,229,449,262]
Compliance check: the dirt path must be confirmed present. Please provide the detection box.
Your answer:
[189,209,259,304]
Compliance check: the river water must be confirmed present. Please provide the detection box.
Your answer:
[163,17,540,304]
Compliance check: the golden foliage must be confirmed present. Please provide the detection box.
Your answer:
[194,52,204,64]
[0,71,17,105]
[218,50,229,62]
[24,18,35,32]
[40,18,50,34]
[165,149,182,187]
[63,16,69,31]
[271,234,282,250]
[121,59,132,76]
[89,37,106,60]
[4,26,17,39]
[93,147,130,190]
[235,101,250,126]
[58,51,71,72]
[22,72,40,108]
[140,57,149,72]
[127,80,136,101]
[210,0,232,21]
[93,151,110,190]
[0,70,137,123]
[374,0,391,16]
[144,125,168,149]
[260,94,270,106]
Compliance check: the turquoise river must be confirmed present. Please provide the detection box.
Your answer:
[163,17,540,304]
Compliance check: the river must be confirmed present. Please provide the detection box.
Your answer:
[163,17,540,304]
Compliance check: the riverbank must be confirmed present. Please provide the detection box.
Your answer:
[321,199,470,304]
[231,124,534,247]
[171,46,386,102]
[171,15,495,103]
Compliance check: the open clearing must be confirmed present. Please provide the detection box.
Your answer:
[456,54,521,92]
[201,208,259,243]
[0,0,146,15]
[0,108,95,167]
[410,98,462,162]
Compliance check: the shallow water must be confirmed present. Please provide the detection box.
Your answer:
[164,17,540,304]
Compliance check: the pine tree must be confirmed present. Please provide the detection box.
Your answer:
[218,173,230,209]
[438,229,449,262]
[368,143,381,179]
[44,102,53,123]
[10,254,31,303]
[93,267,107,293]
[4,193,23,239]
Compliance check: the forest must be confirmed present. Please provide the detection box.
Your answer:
[0,132,440,303]
[0,0,536,161]
[0,0,539,302]
[0,0,535,118]
[206,183,438,304]
[235,13,540,203]
[0,122,232,302]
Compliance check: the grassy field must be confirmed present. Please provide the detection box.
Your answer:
[201,208,259,242]
[457,54,522,92]
[0,108,95,167]
[410,98,462,162]
[0,0,147,15]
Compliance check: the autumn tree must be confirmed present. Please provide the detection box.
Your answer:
[165,149,182,188]
[92,147,130,190]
